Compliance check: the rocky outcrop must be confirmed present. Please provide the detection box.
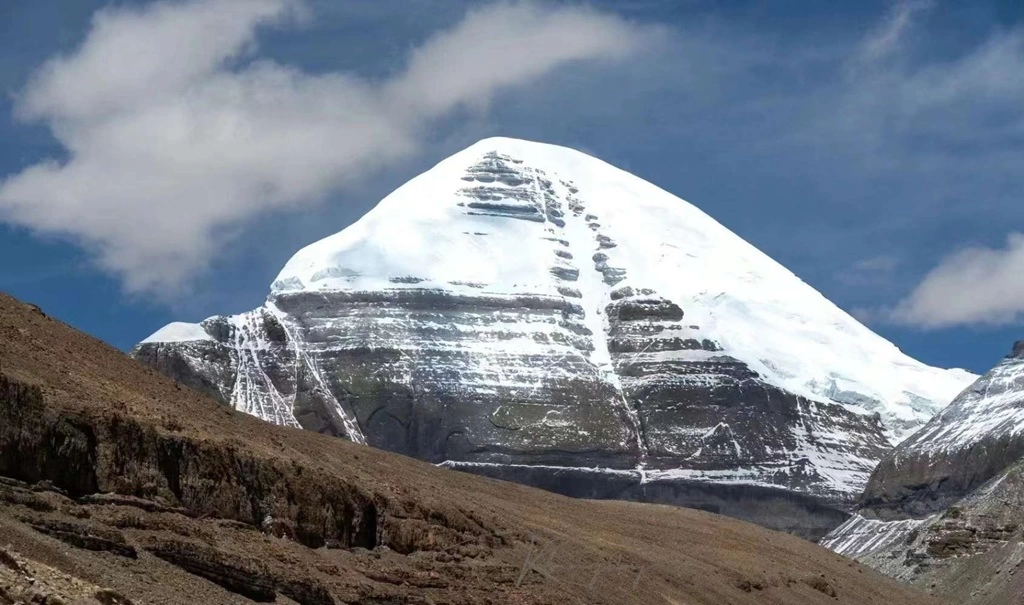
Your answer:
[22,515,138,559]
[824,461,1024,605]
[0,543,137,605]
[0,370,470,554]
[143,539,281,602]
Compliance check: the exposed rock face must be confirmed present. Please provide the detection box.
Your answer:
[0,542,137,605]
[132,137,973,538]
[1012,340,1024,359]
[0,371,381,550]
[822,461,1024,605]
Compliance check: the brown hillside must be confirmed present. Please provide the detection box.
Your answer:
[0,292,939,605]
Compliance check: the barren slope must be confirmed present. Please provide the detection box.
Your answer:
[0,292,939,605]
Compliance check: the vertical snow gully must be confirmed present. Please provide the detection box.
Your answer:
[549,174,649,464]
[265,299,367,445]
[228,312,301,429]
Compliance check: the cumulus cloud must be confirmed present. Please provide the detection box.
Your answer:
[890,234,1024,328]
[0,0,647,294]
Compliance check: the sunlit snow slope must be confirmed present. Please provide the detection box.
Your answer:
[134,137,975,527]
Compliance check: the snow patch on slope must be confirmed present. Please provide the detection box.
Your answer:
[821,514,933,559]
[141,322,213,343]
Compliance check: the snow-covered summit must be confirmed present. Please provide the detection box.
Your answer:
[262,136,974,441]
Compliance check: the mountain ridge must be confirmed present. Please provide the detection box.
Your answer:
[821,339,1024,605]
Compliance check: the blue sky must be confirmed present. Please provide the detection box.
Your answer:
[0,0,1022,374]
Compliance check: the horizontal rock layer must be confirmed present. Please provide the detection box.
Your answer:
[134,280,895,519]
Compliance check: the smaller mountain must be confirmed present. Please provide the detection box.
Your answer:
[861,340,1024,518]
[822,341,1024,605]
[824,459,1024,605]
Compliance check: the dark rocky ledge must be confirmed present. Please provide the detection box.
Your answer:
[453,464,849,542]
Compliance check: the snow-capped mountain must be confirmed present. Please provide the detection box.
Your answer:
[133,137,974,538]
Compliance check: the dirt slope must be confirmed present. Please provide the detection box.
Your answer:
[0,292,939,605]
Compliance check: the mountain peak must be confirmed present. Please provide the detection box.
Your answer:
[1011,340,1024,359]
[269,136,636,296]
[454,136,599,159]
[134,139,975,537]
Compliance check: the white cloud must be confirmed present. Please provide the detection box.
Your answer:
[836,256,900,288]
[891,234,1024,328]
[853,255,899,273]
[834,9,1024,329]
[857,0,932,63]
[0,0,648,295]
